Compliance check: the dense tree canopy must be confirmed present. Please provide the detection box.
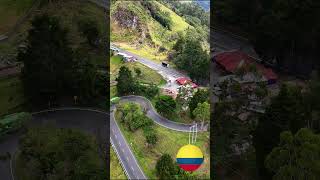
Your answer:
[265,128,320,180]
[173,35,209,82]
[117,102,153,131]
[155,95,176,115]
[17,127,107,180]
[19,14,73,101]
[213,0,320,76]
[189,89,209,118]
[18,14,103,104]
[156,154,176,179]
[193,102,210,125]
[116,66,136,96]
[253,84,309,179]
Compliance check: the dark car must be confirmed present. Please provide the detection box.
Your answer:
[162,61,169,67]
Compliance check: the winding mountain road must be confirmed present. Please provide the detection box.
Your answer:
[109,95,205,179]
[0,108,108,180]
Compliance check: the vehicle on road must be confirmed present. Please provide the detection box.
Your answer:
[161,61,169,67]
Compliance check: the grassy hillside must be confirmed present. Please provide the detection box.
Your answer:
[0,0,35,34]
[115,106,210,179]
[0,0,107,116]
[110,55,165,85]
[0,0,107,65]
[111,0,192,60]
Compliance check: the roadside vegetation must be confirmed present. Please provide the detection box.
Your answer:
[0,76,27,116]
[15,126,107,179]
[110,54,165,85]
[110,146,127,180]
[0,112,31,138]
[212,71,320,179]
[115,102,210,179]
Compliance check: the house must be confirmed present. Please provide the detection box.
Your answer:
[176,77,198,88]
[214,50,278,84]
[176,77,191,85]
[116,52,136,62]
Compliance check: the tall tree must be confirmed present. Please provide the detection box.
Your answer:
[193,102,210,129]
[174,37,209,82]
[265,128,320,180]
[189,89,209,118]
[156,154,176,179]
[116,66,136,96]
[18,14,73,102]
[253,84,308,179]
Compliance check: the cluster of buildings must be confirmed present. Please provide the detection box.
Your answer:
[213,50,278,85]
[213,50,280,114]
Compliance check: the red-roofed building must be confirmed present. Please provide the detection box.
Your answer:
[176,77,191,85]
[214,51,278,84]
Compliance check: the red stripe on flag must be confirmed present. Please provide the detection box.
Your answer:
[179,164,201,171]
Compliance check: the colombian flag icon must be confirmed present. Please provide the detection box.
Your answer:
[176,144,204,172]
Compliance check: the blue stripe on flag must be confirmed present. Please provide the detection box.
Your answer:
[176,158,203,165]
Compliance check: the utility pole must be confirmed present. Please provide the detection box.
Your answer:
[189,123,198,144]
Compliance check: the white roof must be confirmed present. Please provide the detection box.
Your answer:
[117,53,132,58]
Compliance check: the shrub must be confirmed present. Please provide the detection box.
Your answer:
[156,154,176,179]
[155,95,176,115]
[143,126,157,145]
[0,112,31,137]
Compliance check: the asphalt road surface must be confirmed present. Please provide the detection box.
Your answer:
[0,108,108,180]
[115,47,188,80]
[110,96,204,179]
[211,28,258,58]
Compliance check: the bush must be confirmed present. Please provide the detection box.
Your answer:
[156,154,176,179]
[143,126,157,145]
[189,89,209,118]
[17,127,107,179]
[128,114,153,131]
[155,95,176,115]
[0,112,31,137]
[135,84,159,99]
[118,103,153,131]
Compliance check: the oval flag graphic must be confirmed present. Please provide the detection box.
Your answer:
[176,144,204,172]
